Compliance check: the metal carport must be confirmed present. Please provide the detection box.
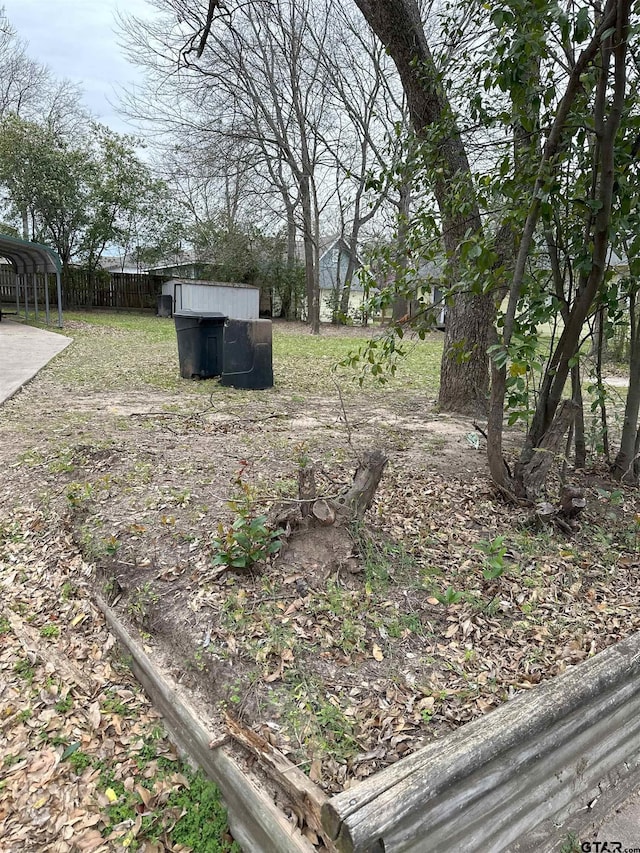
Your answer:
[0,234,63,327]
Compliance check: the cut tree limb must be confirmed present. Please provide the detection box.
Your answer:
[330,449,388,521]
[559,484,586,519]
[312,499,336,526]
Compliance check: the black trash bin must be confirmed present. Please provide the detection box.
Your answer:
[157,294,173,317]
[174,311,226,379]
[220,319,274,389]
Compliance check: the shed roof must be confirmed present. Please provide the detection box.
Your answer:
[0,234,61,274]
[167,278,259,290]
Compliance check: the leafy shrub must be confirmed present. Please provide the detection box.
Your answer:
[212,514,282,570]
[211,467,283,570]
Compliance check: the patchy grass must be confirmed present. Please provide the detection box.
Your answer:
[2,309,640,804]
[0,502,238,852]
[34,311,443,399]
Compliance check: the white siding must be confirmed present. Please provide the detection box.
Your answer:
[162,279,259,319]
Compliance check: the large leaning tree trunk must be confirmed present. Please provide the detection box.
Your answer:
[353,0,495,415]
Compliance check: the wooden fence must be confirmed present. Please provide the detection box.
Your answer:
[61,269,166,311]
[0,266,167,312]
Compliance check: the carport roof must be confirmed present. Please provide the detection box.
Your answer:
[0,234,61,274]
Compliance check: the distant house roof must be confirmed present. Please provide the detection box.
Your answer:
[99,254,141,274]
[294,235,361,264]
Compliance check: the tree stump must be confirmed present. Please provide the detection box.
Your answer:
[515,400,579,499]
[329,449,388,522]
[271,449,388,584]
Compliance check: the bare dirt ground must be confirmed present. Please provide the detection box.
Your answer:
[2,314,639,824]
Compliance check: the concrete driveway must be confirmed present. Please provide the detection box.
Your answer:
[593,788,640,848]
[0,319,71,405]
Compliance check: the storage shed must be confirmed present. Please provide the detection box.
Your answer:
[162,279,259,320]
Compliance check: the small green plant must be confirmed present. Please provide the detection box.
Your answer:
[55,696,73,713]
[13,658,35,683]
[292,441,310,468]
[0,616,11,635]
[40,624,60,639]
[66,481,93,508]
[435,586,464,606]
[559,833,581,853]
[67,750,93,773]
[60,582,76,600]
[103,535,121,556]
[169,487,191,507]
[126,583,158,627]
[228,681,243,706]
[212,469,283,571]
[38,730,67,746]
[166,768,241,852]
[3,754,20,768]
[101,691,130,716]
[98,749,238,851]
[420,708,433,724]
[212,514,282,570]
[475,535,508,580]
[192,649,207,672]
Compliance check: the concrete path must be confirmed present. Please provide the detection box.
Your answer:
[593,788,640,849]
[0,318,71,405]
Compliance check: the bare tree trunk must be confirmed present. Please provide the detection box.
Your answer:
[300,174,319,334]
[595,305,610,461]
[390,179,411,322]
[279,205,297,320]
[339,248,358,319]
[572,364,586,469]
[353,0,494,414]
[545,229,586,469]
[612,291,640,481]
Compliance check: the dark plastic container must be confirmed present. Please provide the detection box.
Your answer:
[174,311,226,379]
[157,294,173,317]
[220,319,274,389]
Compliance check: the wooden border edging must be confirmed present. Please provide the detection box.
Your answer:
[96,595,315,853]
[323,632,640,852]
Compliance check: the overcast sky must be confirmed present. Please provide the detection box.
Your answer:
[3,0,151,134]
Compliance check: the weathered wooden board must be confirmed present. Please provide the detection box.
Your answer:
[324,632,640,852]
[225,714,336,851]
[96,595,314,853]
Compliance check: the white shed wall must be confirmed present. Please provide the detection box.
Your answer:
[162,280,259,319]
